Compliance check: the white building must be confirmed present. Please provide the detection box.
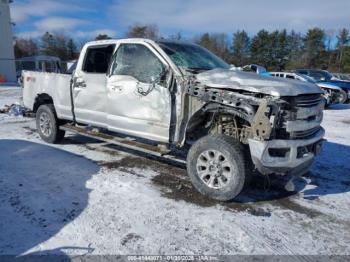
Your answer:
[0,0,16,83]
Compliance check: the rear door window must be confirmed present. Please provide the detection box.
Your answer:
[83,45,115,73]
[22,61,36,70]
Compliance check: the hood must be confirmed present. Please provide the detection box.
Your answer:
[196,68,322,97]
[319,80,350,90]
[317,82,342,90]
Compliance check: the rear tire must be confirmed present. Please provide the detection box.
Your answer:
[36,104,65,144]
[187,134,246,201]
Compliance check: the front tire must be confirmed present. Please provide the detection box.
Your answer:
[187,135,246,201]
[36,104,65,144]
[338,89,348,104]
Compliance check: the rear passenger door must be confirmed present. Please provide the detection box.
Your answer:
[73,44,115,127]
[106,43,171,142]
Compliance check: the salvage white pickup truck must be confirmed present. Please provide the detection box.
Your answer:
[23,38,325,201]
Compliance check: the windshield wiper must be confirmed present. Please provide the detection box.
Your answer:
[188,67,211,70]
[185,67,212,72]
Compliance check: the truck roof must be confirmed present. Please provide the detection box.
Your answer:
[84,38,196,47]
[84,38,157,47]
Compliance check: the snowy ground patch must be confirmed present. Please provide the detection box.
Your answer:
[0,87,350,256]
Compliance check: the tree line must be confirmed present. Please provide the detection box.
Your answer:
[14,24,350,73]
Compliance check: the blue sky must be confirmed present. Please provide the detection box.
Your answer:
[10,0,350,41]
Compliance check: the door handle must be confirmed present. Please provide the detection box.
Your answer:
[111,85,123,91]
[74,77,86,88]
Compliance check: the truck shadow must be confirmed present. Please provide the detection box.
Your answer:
[0,139,99,257]
[298,140,350,200]
[229,140,350,203]
[149,140,350,208]
[65,133,349,206]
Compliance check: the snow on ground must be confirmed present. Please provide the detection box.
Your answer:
[0,86,350,256]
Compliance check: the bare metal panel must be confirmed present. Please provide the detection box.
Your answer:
[106,75,171,142]
[72,72,108,128]
[196,69,322,96]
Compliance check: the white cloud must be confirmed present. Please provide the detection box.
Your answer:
[15,30,42,39]
[11,0,74,23]
[75,29,117,39]
[34,17,88,31]
[14,29,117,41]
[110,0,350,33]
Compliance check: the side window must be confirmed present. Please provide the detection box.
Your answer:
[286,75,295,79]
[38,61,44,71]
[45,61,54,72]
[112,44,165,83]
[22,61,36,70]
[309,72,325,81]
[83,45,115,73]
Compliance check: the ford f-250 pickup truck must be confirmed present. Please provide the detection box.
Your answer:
[22,38,325,201]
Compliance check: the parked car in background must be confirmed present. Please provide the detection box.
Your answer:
[268,72,347,106]
[331,73,350,81]
[295,69,350,103]
[242,64,268,75]
[16,56,62,80]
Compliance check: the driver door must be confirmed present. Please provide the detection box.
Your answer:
[106,43,171,142]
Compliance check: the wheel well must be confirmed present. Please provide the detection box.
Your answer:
[33,93,54,113]
[185,110,251,145]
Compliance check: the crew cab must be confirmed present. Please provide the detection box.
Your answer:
[22,39,325,201]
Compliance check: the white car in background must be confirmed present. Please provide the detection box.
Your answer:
[269,72,347,106]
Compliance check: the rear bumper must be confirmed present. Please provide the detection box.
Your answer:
[248,128,325,176]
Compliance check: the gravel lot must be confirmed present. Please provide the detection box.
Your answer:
[1,87,350,257]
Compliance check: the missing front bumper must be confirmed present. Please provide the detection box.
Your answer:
[248,128,325,176]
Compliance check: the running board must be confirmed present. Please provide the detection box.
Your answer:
[60,124,186,165]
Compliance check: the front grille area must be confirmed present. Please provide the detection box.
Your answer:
[293,94,324,107]
[275,94,324,140]
[290,126,321,139]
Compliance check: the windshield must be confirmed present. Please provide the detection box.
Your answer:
[310,70,332,82]
[297,74,316,83]
[158,42,230,71]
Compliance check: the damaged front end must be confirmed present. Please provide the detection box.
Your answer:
[182,77,325,176]
[248,94,325,176]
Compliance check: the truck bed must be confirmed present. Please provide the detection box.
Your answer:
[22,71,73,120]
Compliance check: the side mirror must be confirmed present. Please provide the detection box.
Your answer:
[151,67,169,85]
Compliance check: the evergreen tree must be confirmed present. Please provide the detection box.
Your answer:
[41,32,56,56]
[250,30,271,67]
[95,34,111,40]
[286,30,304,69]
[231,30,250,66]
[14,38,38,58]
[126,24,159,40]
[67,39,78,60]
[196,33,231,62]
[275,29,289,70]
[303,28,326,68]
[336,28,350,71]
